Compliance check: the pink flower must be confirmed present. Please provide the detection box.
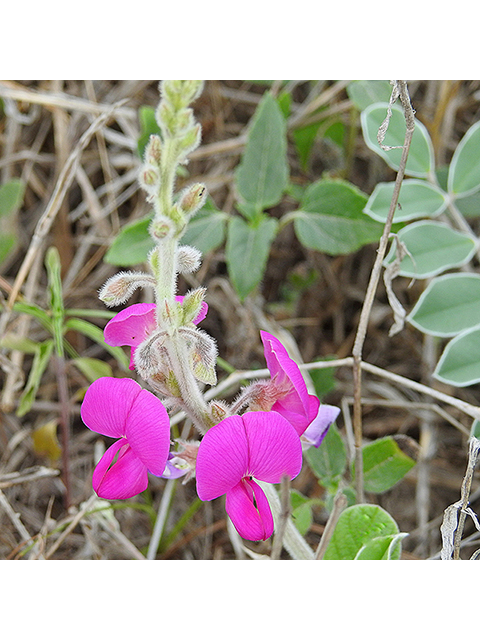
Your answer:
[301,404,340,449]
[260,331,320,436]
[81,377,171,499]
[104,298,208,370]
[196,412,302,541]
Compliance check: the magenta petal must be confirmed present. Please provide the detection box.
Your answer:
[81,377,142,438]
[125,388,171,475]
[196,415,249,501]
[242,411,303,484]
[104,303,157,347]
[92,439,148,499]
[226,478,274,541]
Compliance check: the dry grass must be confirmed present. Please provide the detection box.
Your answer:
[1,80,480,560]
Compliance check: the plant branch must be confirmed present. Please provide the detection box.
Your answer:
[351,81,415,503]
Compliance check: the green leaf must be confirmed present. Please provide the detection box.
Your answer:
[408,273,480,337]
[355,533,408,560]
[17,340,55,417]
[0,179,25,218]
[225,215,278,300]
[347,80,393,111]
[104,215,155,266]
[293,121,322,170]
[292,179,385,255]
[235,92,288,215]
[45,247,65,356]
[434,326,480,387]
[360,436,417,494]
[361,103,434,177]
[64,317,130,370]
[364,179,448,223]
[137,105,161,158]
[384,221,477,278]
[12,301,53,333]
[290,490,314,536]
[470,419,480,439]
[72,357,113,382]
[305,423,346,483]
[448,120,480,197]
[323,504,404,560]
[181,206,228,255]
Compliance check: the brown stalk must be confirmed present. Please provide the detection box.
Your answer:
[351,81,416,503]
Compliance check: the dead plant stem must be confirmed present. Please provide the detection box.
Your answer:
[351,82,415,503]
[270,475,291,560]
[315,491,347,559]
[453,438,480,559]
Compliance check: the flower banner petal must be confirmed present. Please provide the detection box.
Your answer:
[104,303,156,347]
[81,377,141,438]
[243,411,303,484]
[93,439,148,499]
[196,415,249,501]
[225,478,274,541]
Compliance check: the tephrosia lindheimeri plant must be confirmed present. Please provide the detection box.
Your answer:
[81,81,339,546]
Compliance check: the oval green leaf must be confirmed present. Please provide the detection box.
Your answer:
[364,179,448,223]
[292,179,384,255]
[360,436,416,494]
[384,221,477,278]
[323,504,403,560]
[434,326,480,387]
[448,120,480,197]
[235,92,288,215]
[361,103,434,177]
[105,215,155,266]
[181,209,228,255]
[225,215,278,300]
[408,273,480,336]
[347,80,393,111]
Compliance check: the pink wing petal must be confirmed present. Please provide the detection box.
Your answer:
[196,415,249,501]
[104,303,157,347]
[225,478,274,541]
[92,439,148,499]
[125,388,171,475]
[81,377,142,438]
[242,411,303,484]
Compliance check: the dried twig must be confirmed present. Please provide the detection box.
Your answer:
[315,491,348,560]
[351,81,415,503]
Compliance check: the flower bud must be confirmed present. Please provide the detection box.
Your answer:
[209,400,230,425]
[177,245,202,274]
[179,183,207,217]
[149,216,174,240]
[181,287,206,324]
[177,123,202,161]
[144,134,162,166]
[98,271,156,307]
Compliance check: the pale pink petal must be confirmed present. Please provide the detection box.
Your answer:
[92,439,148,499]
[242,411,303,484]
[125,388,171,475]
[196,415,249,501]
[225,478,274,541]
[81,377,142,438]
[303,404,340,448]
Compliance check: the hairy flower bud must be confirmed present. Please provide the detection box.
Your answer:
[181,287,207,324]
[177,123,202,162]
[99,271,156,307]
[177,245,202,274]
[144,134,162,166]
[179,183,207,217]
[149,216,174,240]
